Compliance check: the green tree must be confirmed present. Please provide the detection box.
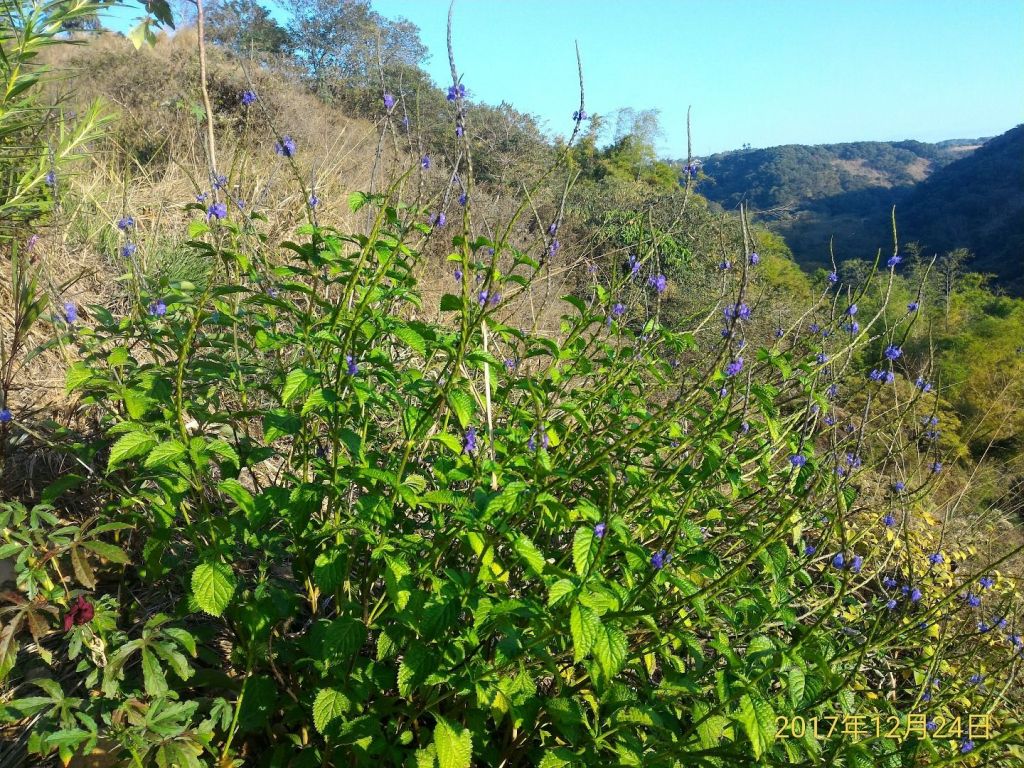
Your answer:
[204,0,289,58]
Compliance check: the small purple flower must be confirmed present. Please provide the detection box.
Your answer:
[459,192,467,206]
[346,355,358,376]
[650,549,670,570]
[882,513,895,527]
[431,212,446,228]
[63,302,77,324]
[816,352,828,364]
[888,254,902,268]
[463,426,477,454]
[612,302,626,318]
[454,267,463,281]
[117,216,135,231]
[421,155,431,169]
[649,274,667,293]
[893,480,906,492]
[886,598,898,610]
[774,327,784,339]
[928,552,944,565]
[383,93,395,110]
[809,323,820,334]
[213,174,228,190]
[548,240,560,259]
[926,720,937,732]
[915,376,932,392]
[274,135,296,158]
[719,260,731,271]
[804,544,816,556]
[979,576,995,589]
[824,415,836,426]
[309,193,320,208]
[447,83,466,101]
[594,522,606,539]
[45,169,56,187]
[908,301,919,312]
[207,202,227,221]
[826,383,839,398]
[882,576,898,589]
[969,673,984,685]
[196,192,208,203]
[120,243,137,258]
[960,740,974,754]
[478,290,489,306]
[831,553,845,568]
[846,321,860,334]
[850,555,863,573]
[724,302,751,322]
[790,454,807,468]
[931,461,942,473]
[725,358,744,377]
[504,358,516,372]
[749,251,760,265]
[910,587,922,602]
[455,124,464,138]
[0,408,12,423]
[978,621,990,633]
[846,304,858,316]
[965,592,981,607]
[573,109,588,121]
[884,345,902,361]
[827,270,838,284]
[241,90,257,106]
[148,300,167,317]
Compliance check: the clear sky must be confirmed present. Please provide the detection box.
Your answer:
[103,0,1024,157]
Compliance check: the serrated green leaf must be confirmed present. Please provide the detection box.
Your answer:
[547,579,575,607]
[570,604,600,663]
[107,431,157,471]
[737,694,776,759]
[593,623,628,678]
[191,562,236,617]
[788,666,805,708]
[281,368,312,405]
[572,527,595,576]
[144,440,187,469]
[312,688,350,734]
[513,534,545,577]
[434,717,472,768]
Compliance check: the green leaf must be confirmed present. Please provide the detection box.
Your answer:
[434,717,472,768]
[65,363,93,392]
[281,368,313,405]
[312,688,350,734]
[547,579,575,607]
[447,389,474,428]
[394,325,426,356]
[440,294,463,312]
[191,562,236,617]
[593,624,628,678]
[513,534,545,577]
[324,617,367,660]
[788,666,805,708]
[570,604,600,663]
[141,648,168,696]
[348,191,368,212]
[81,540,130,564]
[107,431,157,471]
[737,694,776,759]
[572,527,595,576]
[144,440,187,469]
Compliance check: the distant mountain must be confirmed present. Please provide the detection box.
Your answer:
[690,132,1024,291]
[899,125,1024,293]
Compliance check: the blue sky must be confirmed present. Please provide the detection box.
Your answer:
[104,0,1024,156]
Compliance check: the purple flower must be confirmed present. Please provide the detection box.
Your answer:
[309,193,320,208]
[594,522,606,539]
[458,192,467,206]
[463,426,477,455]
[831,553,845,568]
[966,592,982,607]
[846,321,860,334]
[888,255,902,268]
[886,598,898,610]
[846,304,858,316]
[749,251,760,265]
[979,576,995,589]
[804,544,816,556]
[826,384,839,398]
[503,358,516,372]
[928,552,944,565]
[908,301,919,312]
[882,576,898,589]
[431,212,446,228]
[45,169,56,187]
[790,454,807,468]
[893,480,906,492]
[612,302,626,317]
[447,83,466,101]
[850,555,863,573]
[809,323,820,334]
[421,155,431,169]
[915,376,932,392]
[719,260,731,271]
[573,109,588,121]
[346,355,358,376]
[478,290,489,306]
[63,302,77,324]
[0,409,11,423]
[383,93,395,110]
[274,135,296,158]
[213,174,228,190]
[725,358,744,377]
[548,240,560,259]
[910,587,922,602]
[649,274,667,293]
[455,124,464,138]
[454,268,463,281]
[117,216,135,231]
[120,243,137,258]
[884,345,902,361]
[969,673,984,685]
[827,270,838,284]
[650,549,670,570]
[207,202,227,221]
[774,327,784,339]
[196,192,208,203]
[241,90,257,106]
[724,302,751,322]
[882,513,895,527]
[931,461,943,473]
[816,352,828,364]
[960,740,974,754]
[148,300,167,317]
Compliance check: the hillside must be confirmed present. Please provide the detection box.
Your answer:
[899,124,1024,293]
[694,136,1008,276]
